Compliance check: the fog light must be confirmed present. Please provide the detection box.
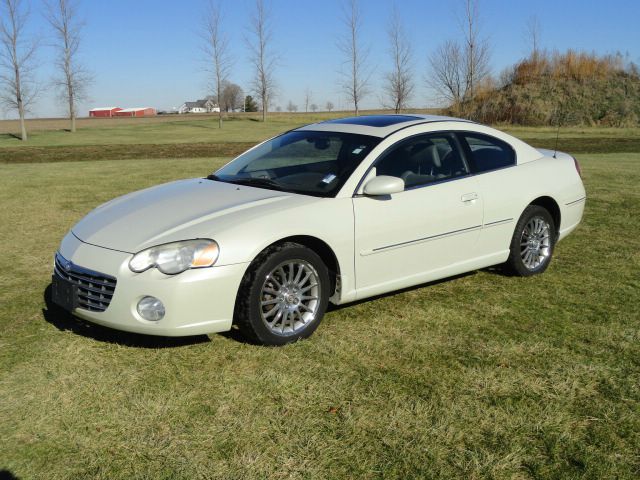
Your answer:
[137,296,165,321]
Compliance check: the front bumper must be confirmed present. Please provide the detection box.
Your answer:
[56,232,248,336]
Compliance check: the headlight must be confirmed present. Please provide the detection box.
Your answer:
[129,239,219,275]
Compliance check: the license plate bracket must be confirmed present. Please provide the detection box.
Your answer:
[51,275,78,312]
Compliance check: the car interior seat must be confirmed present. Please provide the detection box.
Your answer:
[400,141,440,187]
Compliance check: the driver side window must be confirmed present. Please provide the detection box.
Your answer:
[375,133,469,190]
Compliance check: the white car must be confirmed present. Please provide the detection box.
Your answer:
[52,115,585,345]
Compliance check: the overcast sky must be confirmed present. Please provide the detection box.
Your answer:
[9,0,640,118]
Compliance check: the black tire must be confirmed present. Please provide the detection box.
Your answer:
[505,205,556,276]
[234,242,330,346]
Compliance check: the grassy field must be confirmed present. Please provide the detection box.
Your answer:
[0,117,639,479]
[0,112,639,164]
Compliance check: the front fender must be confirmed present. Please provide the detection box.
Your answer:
[213,197,357,304]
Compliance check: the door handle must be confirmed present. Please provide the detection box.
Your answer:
[461,192,479,203]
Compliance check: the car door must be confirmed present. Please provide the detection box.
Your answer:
[352,132,483,299]
[456,132,521,259]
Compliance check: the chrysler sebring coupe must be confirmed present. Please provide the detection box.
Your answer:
[52,115,585,345]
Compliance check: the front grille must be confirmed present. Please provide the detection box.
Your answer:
[54,253,117,312]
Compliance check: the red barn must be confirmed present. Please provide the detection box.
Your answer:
[89,107,122,117]
[113,107,156,117]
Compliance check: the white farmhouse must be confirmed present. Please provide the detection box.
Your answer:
[178,98,220,114]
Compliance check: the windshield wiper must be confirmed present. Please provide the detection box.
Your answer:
[206,174,221,181]
[226,177,285,191]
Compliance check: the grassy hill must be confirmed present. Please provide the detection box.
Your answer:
[466,51,640,127]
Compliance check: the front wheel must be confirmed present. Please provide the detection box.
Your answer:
[234,242,330,346]
[505,205,556,276]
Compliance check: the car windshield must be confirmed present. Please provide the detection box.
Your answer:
[211,130,381,197]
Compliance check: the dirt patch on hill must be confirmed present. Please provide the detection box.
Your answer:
[0,137,638,164]
[0,142,255,164]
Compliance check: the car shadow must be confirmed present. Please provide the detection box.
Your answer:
[42,267,507,347]
[481,264,512,276]
[217,327,254,344]
[42,284,210,348]
[0,470,20,480]
[327,270,478,313]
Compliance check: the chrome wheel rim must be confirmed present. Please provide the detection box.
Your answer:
[520,216,551,270]
[259,260,321,336]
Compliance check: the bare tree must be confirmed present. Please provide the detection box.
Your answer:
[0,0,37,141]
[427,0,490,114]
[303,88,312,112]
[325,101,334,112]
[338,0,372,115]
[460,0,490,102]
[383,5,414,113]
[525,15,541,57]
[427,40,464,112]
[247,0,277,122]
[203,0,231,128]
[44,0,90,133]
[310,103,318,112]
[286,100,297,112]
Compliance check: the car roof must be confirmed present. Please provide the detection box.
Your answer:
[295,114,474,138]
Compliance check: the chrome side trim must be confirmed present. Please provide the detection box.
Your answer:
[361,224,482,256]
[483,218,513,228]
[565,197,586,206]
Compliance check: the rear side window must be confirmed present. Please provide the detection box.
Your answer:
[461,133,515,173]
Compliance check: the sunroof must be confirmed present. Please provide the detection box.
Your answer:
[324,115,422,127]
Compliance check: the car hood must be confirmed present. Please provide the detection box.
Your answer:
[72,178,295,253]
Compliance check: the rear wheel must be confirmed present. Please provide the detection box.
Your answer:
[234,242,330,346]
[505,205,556,276]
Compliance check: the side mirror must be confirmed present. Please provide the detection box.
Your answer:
[363,175,405,196]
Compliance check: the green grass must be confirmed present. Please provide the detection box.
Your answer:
[0,112,343,148]
[0,112,638,156]
[0,140,639,477]
[0,116,289,147]
[0,110,640,148]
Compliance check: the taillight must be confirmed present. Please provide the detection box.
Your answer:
[572,156,582,178]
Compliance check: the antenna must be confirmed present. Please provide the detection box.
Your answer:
[553,99,563,159]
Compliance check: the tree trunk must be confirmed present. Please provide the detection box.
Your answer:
[18,101,27,141]
[217,78,223,129]
[15,66,26,141]
[68,86,76,133]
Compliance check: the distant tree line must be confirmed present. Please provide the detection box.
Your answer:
[1,0,635,140]
[234,0,638,127]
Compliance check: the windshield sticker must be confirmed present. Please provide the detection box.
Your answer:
[322,174,337,184]
[352,146,366,154]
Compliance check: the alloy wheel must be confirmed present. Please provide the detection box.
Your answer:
[259,260,321,335]
[520,216,552,270]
